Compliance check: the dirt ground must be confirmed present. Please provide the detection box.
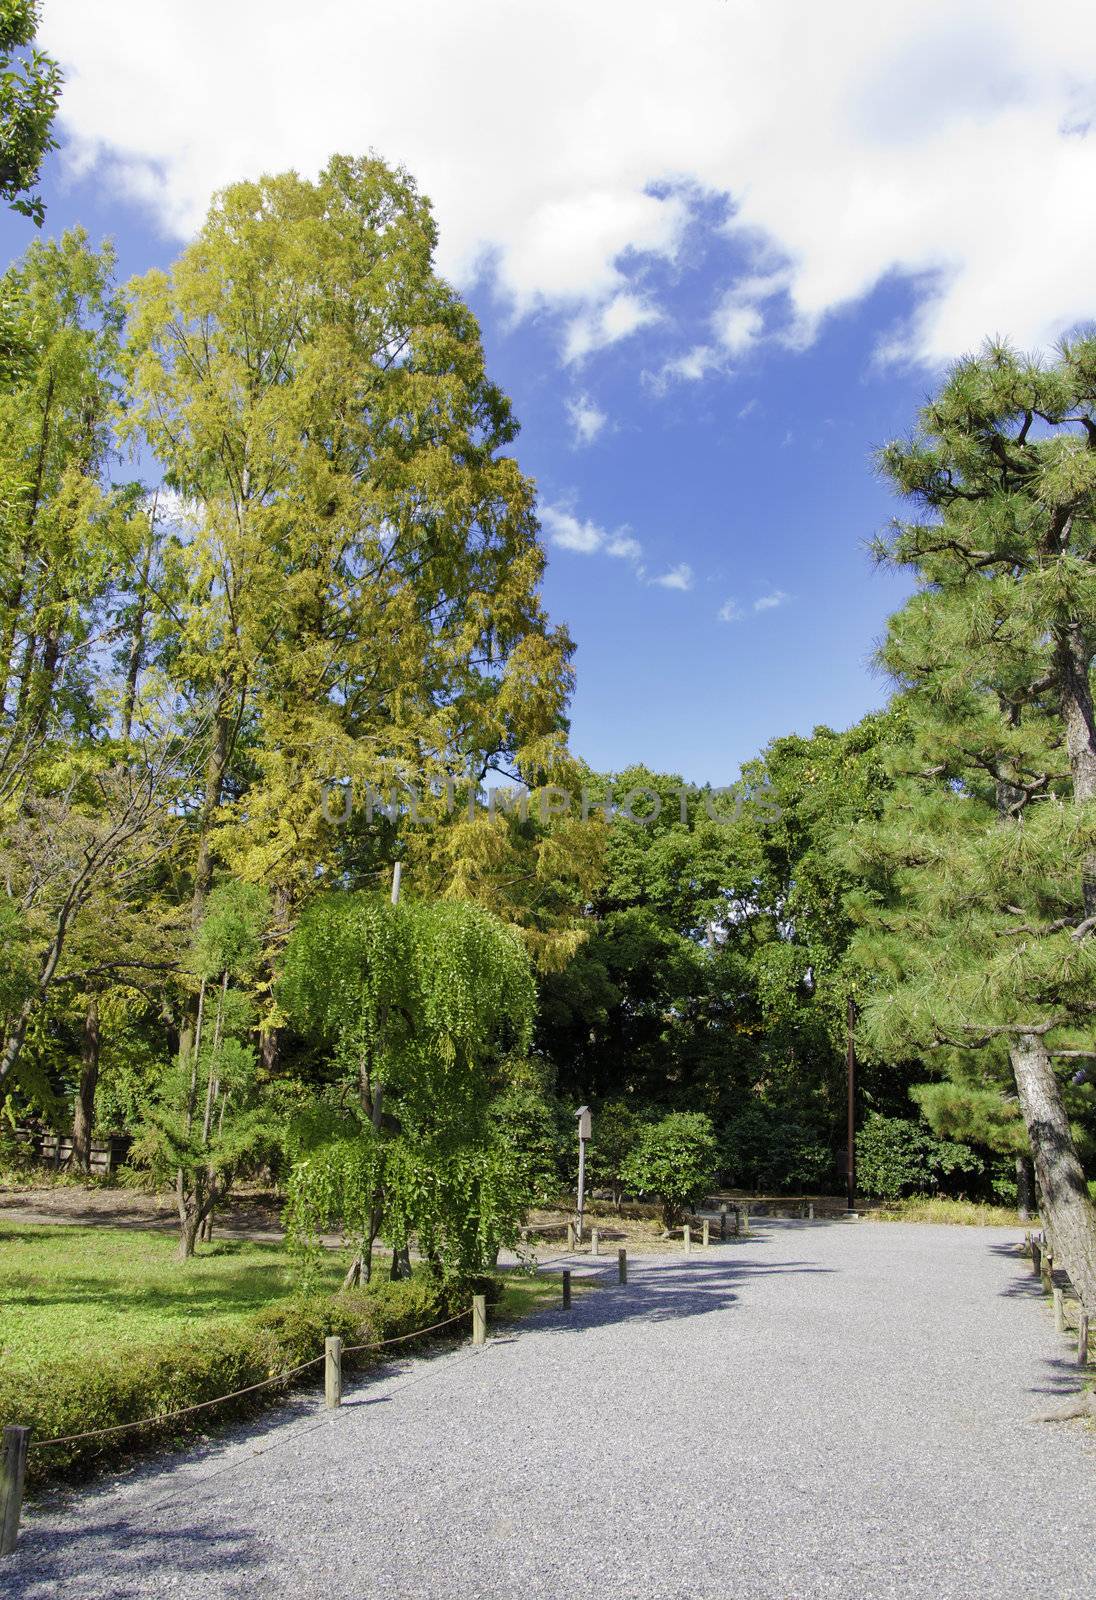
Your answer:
[0,1184,853,1251]
[0,1183,287,1240]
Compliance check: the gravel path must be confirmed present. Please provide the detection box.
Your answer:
[3,1218,1092,1600]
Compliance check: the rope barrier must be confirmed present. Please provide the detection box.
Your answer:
[30,1308,473,1451]
[29,1355,327,1450]
[21,1242,653,1458]
[341,1308,470,1356]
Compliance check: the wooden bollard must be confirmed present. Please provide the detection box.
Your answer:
[702,1219,710,1248]
[1031,1239,1041,1278]
[566,1221,575,1250]
[618,1248,627,1284]
[0,1425,30,1557]
[808,1202,815,1221]
[591,1228,599,1256]
[720,1205,728,1241]
[742,1209,751,1236]
[1079,1312,1090,1368]
[1041,1252,1053,1294]
[324,1335,343,1408]
[562,1269,571,1309]
[683,1224,691,1254]
[1054,1287,1066,1334]
[1023,1230,1032,1258]
[472,1293,487,1346]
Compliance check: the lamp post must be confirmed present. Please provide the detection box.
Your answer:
[576,1105,591,1243]
[846,996,857,1211]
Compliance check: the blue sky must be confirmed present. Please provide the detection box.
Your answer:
[12,1,1096,784]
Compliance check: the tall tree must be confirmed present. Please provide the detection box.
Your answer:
[123,155,573,941]
[851,342,1096,1305]
[0,230,131,736]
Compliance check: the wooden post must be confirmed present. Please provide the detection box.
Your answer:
[742,1209,751,1236]
[1041,1252,1053,1294]
[808,1203,815,1221]
[618,1248,627,1285]
[702,1219,710,1247]
[1023,1230,1032,1258]
[1079,1312,1090,1368]
[566,1221,575,1251]
[683,1224,691,1254]
[472,1294,487,1346]
[720,1205,727,1241]
[1031,1238,1041,1278]
[591,1228,599,1256]
[562,1269,571,1309]
[1053,1288,1066,1334]
[324,1335,343,1408]
[0,1426,30,1557]
[733,1206,740,1236]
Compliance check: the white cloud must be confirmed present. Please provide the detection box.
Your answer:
[717,598,744,622]
[712,299,766,357]
[563,292,661,365]
[539,503,605,554]
[606,533,642,561]
[736,399,759,421]
[566,393,608,445]
[647,343,724,391]
[539,502,643,568]
[754,589,789,612]
[650,563,694,592]
[38,1,1096,368]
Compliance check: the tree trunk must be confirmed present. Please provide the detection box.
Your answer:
[1015,1152,1035,1222]
[121,519,154,740]
[70,996,100,1172]
[177,1205,202,1261]
[1055,621,1096,917]
[191,699,235,927]
[1010,1031,1096,1309]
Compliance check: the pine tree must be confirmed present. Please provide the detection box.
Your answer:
[851,342,1096,1305]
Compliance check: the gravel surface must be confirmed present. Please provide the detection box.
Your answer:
[3,1218,1093,1600]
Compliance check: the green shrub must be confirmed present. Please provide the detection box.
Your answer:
[856,1112,982,1201]
[620,1111,718,1229]
[1,1275,463,1484]
[720,1103,832,1194]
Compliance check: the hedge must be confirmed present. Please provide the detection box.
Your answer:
[1,1274,491,1484]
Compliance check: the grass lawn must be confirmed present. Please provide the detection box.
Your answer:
[0,1222,348,1377]
[0,1221,580,1381]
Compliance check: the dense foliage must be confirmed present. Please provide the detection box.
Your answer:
[1,114,1094,1306]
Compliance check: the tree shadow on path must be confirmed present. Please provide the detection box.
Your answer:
[0,1511,262,1600]
[521,1246,835,1339]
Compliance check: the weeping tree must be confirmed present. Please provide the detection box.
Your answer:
[279,892,536,1287]
[136,881,278,1258]
[850,340,1096,1306]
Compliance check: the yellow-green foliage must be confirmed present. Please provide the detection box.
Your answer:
[869,1195,1029,1227]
